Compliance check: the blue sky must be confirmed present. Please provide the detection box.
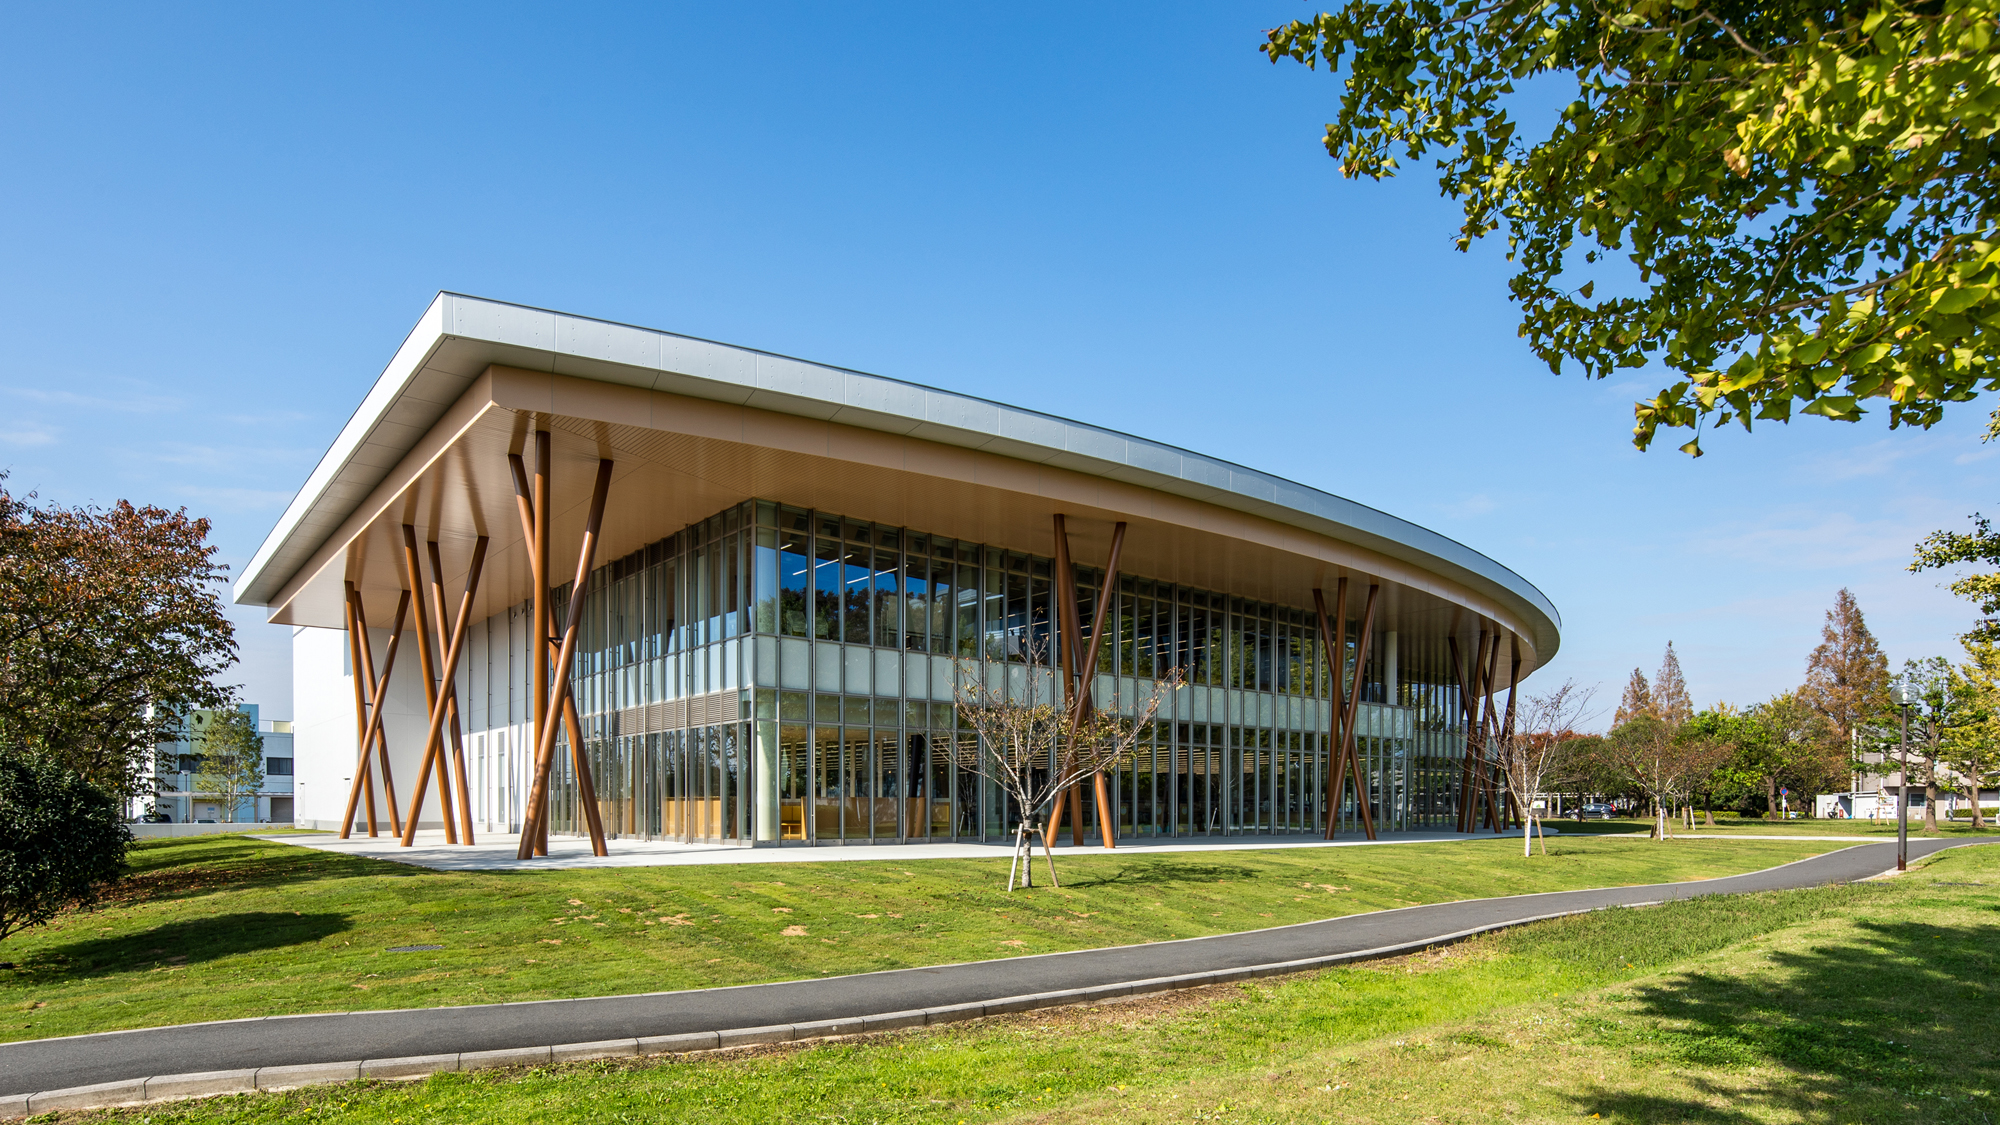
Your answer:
[0,2,1989,724]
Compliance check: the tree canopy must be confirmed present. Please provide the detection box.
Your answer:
[1265,0,1998,455]
[1912,511,2000,641]
[0,476,238,797]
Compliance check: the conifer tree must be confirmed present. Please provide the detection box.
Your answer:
[1653,642,1693,727]
[1802,588,1892,744]
[1614,669,1653,727]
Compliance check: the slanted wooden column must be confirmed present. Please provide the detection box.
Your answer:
[342,585,379,837]
[508,450,542,849]
[398,536,489,847]
[1498,634,1522,828]
[1044,515,1126,849]
[1049,515,1086,847]
[1320,581,1347,836]
[338,584,408,838]
[533,434,552,856]
[1314,580,1379,841]
[401,524,459,844]
[562,690,608,855]
[1456,632,1501,833]
[427,539,477,846]
[1449,632,1488,833]
[1480,631,1505,832]
[509,446,609,857]
[353,589,408,837]
[514,458,614,860]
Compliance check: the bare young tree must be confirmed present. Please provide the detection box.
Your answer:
[953,656,1177,890]
[1494,680,1596,857]
[1600,715,1734,841]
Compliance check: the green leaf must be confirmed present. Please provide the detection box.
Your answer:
[1934,286,1991,316]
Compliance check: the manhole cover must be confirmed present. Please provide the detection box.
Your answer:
[386,945,445,952]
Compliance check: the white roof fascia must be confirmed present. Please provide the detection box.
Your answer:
[237,294,1561,654]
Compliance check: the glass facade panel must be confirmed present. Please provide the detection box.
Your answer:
[479,499,1473,846]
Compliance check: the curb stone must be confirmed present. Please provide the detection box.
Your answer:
[0,910,1581,1119]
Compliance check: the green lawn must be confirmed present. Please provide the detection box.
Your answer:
[1551,814,1993,837]
[67,840,2000,1124]
[0,832,1849,1043]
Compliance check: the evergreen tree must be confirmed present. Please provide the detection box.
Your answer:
[0,755,130,943]
[1614,668,1653,726]
[1653,642,1693,727]
[1802,588,1892,745]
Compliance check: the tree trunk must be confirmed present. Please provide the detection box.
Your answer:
[1975,784,1987,831]
[1924,776,1938,833]
[1766,775,1777,822]
[1703,791,1715,826]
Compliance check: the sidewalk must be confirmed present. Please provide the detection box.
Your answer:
[263,826,1548,872]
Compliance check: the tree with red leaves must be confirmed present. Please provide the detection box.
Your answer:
[0,475,238,798]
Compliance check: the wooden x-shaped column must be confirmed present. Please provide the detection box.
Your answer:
[512,437,613,860]
[1315,579,1379,840]
[397,534,489,847]
[401,525,460,844]
[426,540,478,845]
[338,584,407,839]
[1449,631,1507,834]
[1495,634,1521,827]
[1047,514,1124,849]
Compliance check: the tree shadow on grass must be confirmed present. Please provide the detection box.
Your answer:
[1568,917,2000,1124]
[13,912,350,981]
[1064,861,1262,887]
[112,837,433,905]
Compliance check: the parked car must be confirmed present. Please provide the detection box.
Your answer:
[140,812,172,823]
[1579,803,1617,820]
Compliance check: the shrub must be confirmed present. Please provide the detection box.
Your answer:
[0,754,131,942]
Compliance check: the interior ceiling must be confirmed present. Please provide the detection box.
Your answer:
[268,371,1542,684]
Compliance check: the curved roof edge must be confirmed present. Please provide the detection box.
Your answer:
[236,293,1560,660]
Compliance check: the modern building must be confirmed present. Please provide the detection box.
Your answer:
[235,294,1560,845]
[149,704,295,823]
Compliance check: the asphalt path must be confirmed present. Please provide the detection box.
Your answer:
[3,837,1988,1096]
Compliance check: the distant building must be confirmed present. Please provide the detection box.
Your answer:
[1818,740,1994,821]
[150,704,295,823]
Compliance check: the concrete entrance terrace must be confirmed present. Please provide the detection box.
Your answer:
[262,828,1554,872]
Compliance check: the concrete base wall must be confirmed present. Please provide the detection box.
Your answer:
[129,824,277,839]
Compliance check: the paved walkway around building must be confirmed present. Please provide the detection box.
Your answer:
[4,836,1990,1112]
[266,826,1552,871]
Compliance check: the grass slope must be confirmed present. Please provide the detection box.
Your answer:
[0,833,1840,1042]
[75,841,2000,1125]
[1557,814,1993,838]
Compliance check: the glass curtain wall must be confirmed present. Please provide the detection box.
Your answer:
[524,499,1470,844]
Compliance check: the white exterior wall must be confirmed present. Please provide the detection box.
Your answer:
[293,620,489,833]
[291,625,352,828]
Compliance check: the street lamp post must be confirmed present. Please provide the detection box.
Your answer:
[1893,682,1920,871]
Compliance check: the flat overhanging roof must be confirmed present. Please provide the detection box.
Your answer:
[236,294,1561,670]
